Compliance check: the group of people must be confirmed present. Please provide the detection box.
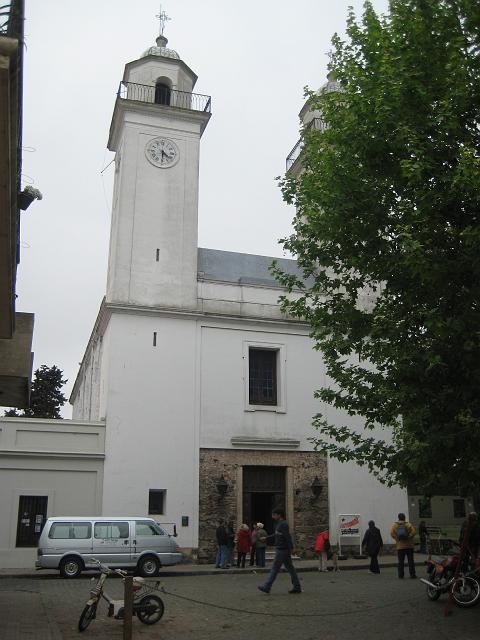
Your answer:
[215,520,268,569]
[215,508,480,593]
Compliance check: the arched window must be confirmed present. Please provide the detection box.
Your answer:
[155,82,171,105]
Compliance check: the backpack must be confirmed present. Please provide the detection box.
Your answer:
[396,522,409,541]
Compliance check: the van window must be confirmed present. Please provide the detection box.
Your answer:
[94,522,129,539]
[49,522,91,539]
[135,521,164,536]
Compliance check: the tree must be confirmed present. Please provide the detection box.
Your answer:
[274,0,480,499]
[4,365,67,419]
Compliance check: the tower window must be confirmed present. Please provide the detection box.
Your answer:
[249,348,278,405]
[155,82,171,105]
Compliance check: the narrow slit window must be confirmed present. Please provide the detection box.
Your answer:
[156,249,160,262]
[153,332,157,347]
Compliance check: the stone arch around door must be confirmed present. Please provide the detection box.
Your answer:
[198,448,328,563]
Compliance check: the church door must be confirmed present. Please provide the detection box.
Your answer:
[242,466,286,541]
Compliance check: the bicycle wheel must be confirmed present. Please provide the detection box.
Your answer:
[78,603,97,631]
[136,594,164,625]
[452,576,480,608]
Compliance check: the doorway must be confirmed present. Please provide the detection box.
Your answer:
[243,466,285,542]
[16,495,48,547]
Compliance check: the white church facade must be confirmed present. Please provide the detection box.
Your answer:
[0,29,408,568]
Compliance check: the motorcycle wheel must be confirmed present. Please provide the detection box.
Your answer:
[426,582,442,601]
[78,603,97,631]
[452,576,480,608]
[136,594,165,625]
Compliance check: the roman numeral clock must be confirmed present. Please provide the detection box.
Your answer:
[145,137,179,168]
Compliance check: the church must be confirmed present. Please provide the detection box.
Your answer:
[69,26,408,561]
[0,25,409,568]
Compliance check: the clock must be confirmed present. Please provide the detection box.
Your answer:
[145,137,179,168]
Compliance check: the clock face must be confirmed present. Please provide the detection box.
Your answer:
[145,137,179,168]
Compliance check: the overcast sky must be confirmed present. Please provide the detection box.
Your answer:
[16,0,388,416]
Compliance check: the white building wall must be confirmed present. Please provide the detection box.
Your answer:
[199,322,324,448]
[0,418,105,568]
[100,311,199,548]
[198,318,407,544]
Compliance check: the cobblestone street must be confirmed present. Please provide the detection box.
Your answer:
[0,567,479,639]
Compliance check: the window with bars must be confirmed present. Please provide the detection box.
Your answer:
[249,348,278,406]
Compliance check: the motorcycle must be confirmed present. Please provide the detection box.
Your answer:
[420,542,480,608]
[78,559,164,631]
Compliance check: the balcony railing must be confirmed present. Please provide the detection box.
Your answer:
[117,81,211,113]
[285,117,327,171]
[0,0,22,37]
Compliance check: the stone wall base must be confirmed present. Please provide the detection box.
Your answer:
[198,448,328,563]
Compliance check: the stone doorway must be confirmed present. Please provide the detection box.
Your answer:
[243,466,285,540]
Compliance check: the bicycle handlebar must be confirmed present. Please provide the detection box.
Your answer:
[88,558,128,577]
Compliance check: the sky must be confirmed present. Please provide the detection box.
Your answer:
[16,0,389,416]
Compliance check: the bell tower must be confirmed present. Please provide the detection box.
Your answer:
[106,21,211,309]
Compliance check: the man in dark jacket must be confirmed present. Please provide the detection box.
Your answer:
[215,520,229,569]
[258,508,301,594]
[362,520,383,574]
[459,512,480,561]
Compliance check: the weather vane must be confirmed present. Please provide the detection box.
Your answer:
[156,5,171,36]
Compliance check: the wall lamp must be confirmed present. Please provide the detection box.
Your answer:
[216,475,229,497]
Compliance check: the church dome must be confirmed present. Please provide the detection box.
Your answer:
[141,35,180,60]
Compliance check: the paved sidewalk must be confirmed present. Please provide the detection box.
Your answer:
[1,565,478,640]
[0,553,429,578]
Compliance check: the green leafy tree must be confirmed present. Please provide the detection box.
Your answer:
[274,0,480,500]
[4,365,67,419]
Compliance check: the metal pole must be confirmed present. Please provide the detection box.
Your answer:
[123,575,133,640]
[444,519,472,617]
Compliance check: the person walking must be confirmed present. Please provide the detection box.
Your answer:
[390,513,416,579]
[459,512,480,561]
[255,522,267,567]
[362,520,383,574]
[258,508,301,594]
[418,520,428,554]
[249,523,258,566]
[215,519,229,569]
[314,529,330,572]
[236,524,251,568]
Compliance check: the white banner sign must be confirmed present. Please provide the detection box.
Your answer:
[339,514,361,537]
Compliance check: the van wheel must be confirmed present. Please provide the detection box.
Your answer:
[138,555,160,577]
[60,556,83,578]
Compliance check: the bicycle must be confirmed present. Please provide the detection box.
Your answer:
[78,558,165,631]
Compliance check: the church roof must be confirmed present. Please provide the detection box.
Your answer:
[197,248,306,288]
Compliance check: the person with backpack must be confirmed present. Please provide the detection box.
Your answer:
[390,513,416,579]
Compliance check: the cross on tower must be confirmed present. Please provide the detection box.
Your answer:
[156,5,171,36]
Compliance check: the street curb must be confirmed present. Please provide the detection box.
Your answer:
[0,560,426,579]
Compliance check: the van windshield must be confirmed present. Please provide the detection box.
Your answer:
[135,521,165,536]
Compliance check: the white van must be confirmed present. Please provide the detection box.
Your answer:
[35,517,183,578]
